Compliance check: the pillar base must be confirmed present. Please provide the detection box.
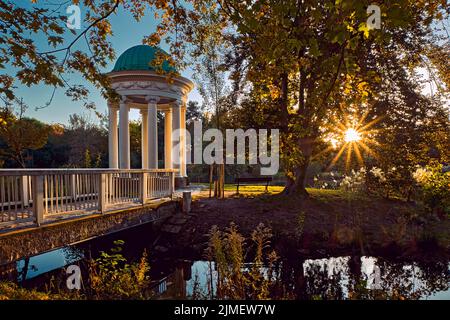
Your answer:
[175,176,189,188]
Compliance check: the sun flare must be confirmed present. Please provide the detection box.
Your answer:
[315,110,384,171]
[344,128,361,143]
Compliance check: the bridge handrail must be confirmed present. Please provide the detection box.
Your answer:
[0,169,178,229]
[0,168,178,176]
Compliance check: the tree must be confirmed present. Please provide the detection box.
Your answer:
[0,107,52,167]
[142,0,449,196]
[223,1,449,196]
[84,148,92,168]
[186,101,204,123]
[190,4,230,198]
[64,113,107,167]
[2,0,449,197]
[367,53,450,199]
[0,0,156,109]
[130,120,142,168]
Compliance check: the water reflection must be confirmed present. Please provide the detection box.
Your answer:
[156,257,449,300]
[2,237,448,300]
[16,247,84,282]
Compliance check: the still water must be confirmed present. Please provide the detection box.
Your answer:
[4,223,450,300]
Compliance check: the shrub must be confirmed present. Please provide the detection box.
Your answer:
[365,166,402,198]
[0,282,53,300]
[412,164,450,215]
[313,171,341,189]
[339,168,366,193]
[205,223,279,299]
[88,240,151,300]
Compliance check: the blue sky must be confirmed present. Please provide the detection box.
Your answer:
[9,2,201,125]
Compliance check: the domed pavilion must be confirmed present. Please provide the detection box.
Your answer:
[107,45,193,185]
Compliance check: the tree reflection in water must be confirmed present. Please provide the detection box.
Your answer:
[160,256,449,300]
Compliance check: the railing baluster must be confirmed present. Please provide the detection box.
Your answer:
[75,174,80,210]
[64,174,69,212]
[87,174,91,208]
[125,173,127,202]
[13,177,18,221]
[82,174,86,209]
[49,175,54,214]
[44,175,48,215]
[56,174,60,213]
[61,174,65,212]
[140,172,147,205]
[0,177,4,222]
[7,177,12,216]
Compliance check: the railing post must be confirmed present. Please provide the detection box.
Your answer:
[98,173,107,213]
[140,172,148,205]
[21,176,29,207]
[171,171,175,199]
[70,174,77,201]
[32,175,44,226]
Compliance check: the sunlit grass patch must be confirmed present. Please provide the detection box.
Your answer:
[223,184,284,194]
[190,183,284,195]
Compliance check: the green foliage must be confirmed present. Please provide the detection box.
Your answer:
[88,240,151,300]
[94,152,102,168]
[84,149,92,168]
[0,107,177,169]
[0,107,52,167]
[0,241,152,300]
[0,0,125,107]
[413,163,450,214]
[0,282,58,300]
[1,0,448,194]
[180,0,449,193]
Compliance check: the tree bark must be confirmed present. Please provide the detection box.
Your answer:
[283,136,314,197]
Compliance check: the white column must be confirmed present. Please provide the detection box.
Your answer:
[140,109,149,169]
[108,103,119,168]
[146,96,159,169]
[164,108,173,169]
[180,102,187,177]
[172,101,181,176]
[119,97,130,169]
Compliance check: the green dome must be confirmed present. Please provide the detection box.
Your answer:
[112,45,176,73]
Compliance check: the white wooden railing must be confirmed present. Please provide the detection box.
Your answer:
[0,169,177,228]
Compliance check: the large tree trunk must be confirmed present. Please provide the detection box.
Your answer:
[283,137,314,197]
[283,160,311,197]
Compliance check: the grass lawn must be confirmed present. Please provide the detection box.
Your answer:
[191,182,361,200]
[191,182,284,193]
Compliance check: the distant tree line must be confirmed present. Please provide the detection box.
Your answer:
[0,101,206,169]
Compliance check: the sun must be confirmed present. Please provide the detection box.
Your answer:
[344,128,361,142]
[314,109,384,171]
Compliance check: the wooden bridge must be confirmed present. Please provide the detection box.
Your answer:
[0,168,180,266]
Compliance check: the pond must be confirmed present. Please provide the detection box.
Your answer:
[2,223,449,300]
